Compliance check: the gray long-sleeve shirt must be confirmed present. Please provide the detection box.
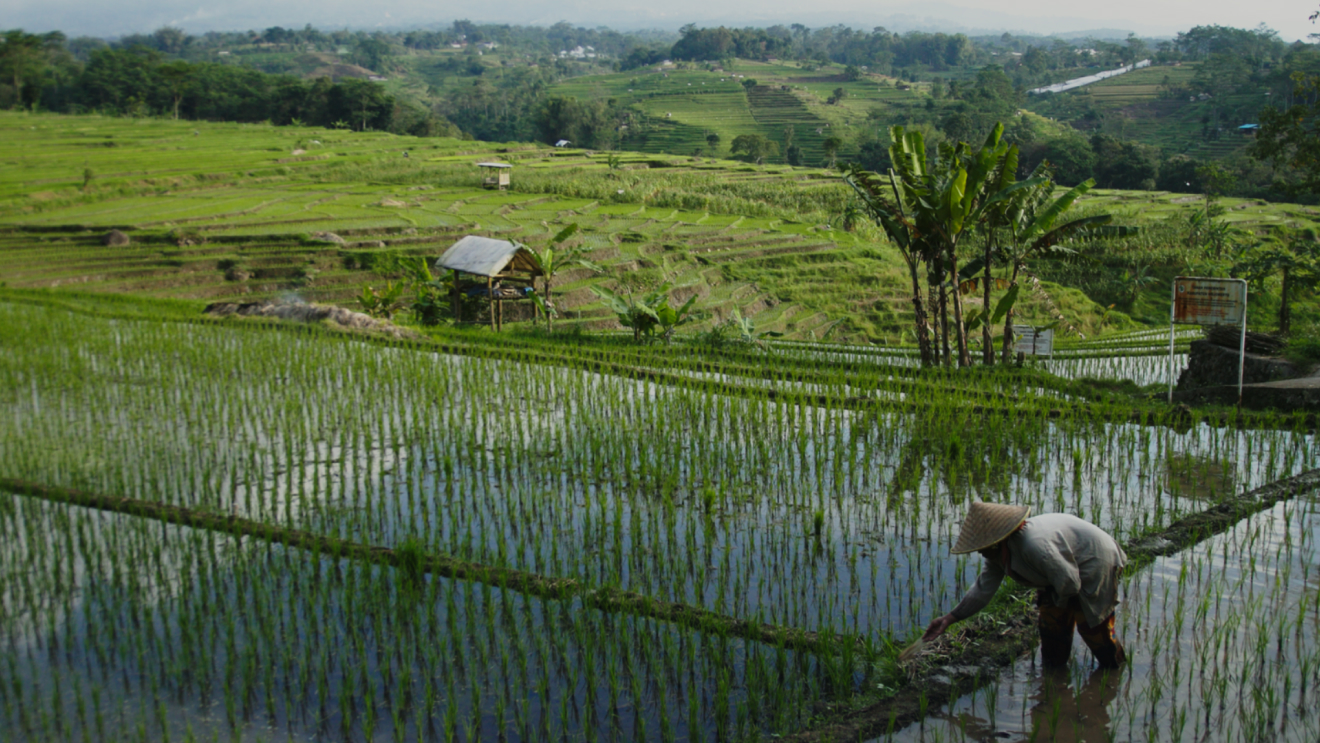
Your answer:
[950,513,1126,629]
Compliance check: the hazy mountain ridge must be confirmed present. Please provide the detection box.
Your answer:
[5,0,1281,42]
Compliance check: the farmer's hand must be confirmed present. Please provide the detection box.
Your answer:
[923,613,956,641]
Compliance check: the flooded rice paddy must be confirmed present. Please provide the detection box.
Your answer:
[0,302,1315,742]
[887,496,1320,743]
[1,496,824,742]
[774,330,1195,388]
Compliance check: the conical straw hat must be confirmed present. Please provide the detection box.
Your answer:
[950,502,1031,554]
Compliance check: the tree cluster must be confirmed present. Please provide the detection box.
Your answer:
[669,25,793,63]
[665,24,976,73]
[0,38,455,135]
[845,123,1128,367]
[531,95,629,149]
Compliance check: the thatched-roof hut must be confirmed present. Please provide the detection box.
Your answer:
[436,236,543,330]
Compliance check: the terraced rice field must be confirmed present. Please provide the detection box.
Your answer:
[550,61,924,165]
[1075,189,1320,232]
[6,112,1317,348]
[4,110,1320,743]
[1084,63,1198,106]
[744,86,836,166]
[1026,62,1266,160]
[631,92,763,156]
[2,298,1316,742]
[2,111,1152,344]
[0,113,876,338]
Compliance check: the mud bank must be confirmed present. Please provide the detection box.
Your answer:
[204,299,420,339]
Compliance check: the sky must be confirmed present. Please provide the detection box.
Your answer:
[3,0,1316,42]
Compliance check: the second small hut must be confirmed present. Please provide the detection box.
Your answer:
[436,235,542,331]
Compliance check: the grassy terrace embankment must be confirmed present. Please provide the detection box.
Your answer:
[4,111,1317,347]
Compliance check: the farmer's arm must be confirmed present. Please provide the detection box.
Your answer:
[924,558,1005,640]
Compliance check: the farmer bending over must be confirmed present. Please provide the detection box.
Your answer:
[924,503,1127,668]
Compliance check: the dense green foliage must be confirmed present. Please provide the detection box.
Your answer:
[75,49,389,128]
[1250,56,1320,196]
[16,45,453,135]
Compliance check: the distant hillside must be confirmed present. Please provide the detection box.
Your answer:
[1024,61,1264,161]
[551,60,928,166]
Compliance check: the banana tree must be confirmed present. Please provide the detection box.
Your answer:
[847,123,1042,366]
[404,257,451,326]
[356,280,407,319]
[655,294,706,344]
[991,169,1132,362]
[728,307,784,345]
[969,138,1023,364]
[589,282,705,344]
[528,223,600,331]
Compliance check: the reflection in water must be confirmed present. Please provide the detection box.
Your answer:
[0,495,826,743]
[937,667,1119,743]
[886,497,1320,743]
[1041,353,1186,387]
[1163,451,1237,501]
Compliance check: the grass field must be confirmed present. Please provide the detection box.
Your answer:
[13,110,1264,345]
[3,111,1317,343]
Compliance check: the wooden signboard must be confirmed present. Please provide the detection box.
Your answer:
[1012,325,1054,357]
[1169,277,1248,404]
[1172,278,1246,326]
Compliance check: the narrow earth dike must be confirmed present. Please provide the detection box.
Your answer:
[0,477,866,658]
